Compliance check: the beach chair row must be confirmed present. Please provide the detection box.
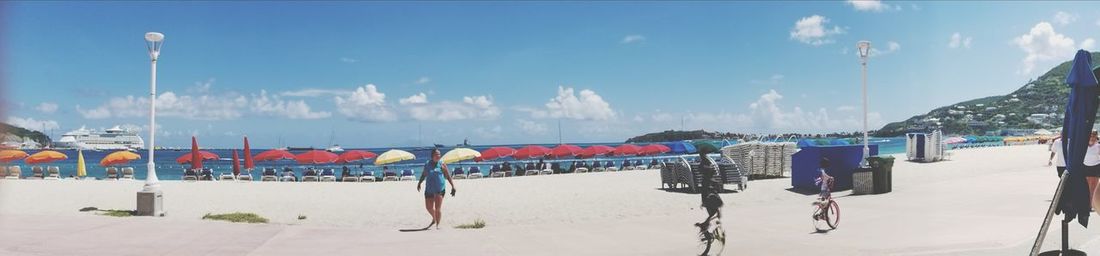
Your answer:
[0,166,73,180]
[660,155,749,192]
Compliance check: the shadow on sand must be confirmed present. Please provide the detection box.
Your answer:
[657,187,740,194]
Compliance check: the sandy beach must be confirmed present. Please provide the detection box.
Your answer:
[1,144,1099,255]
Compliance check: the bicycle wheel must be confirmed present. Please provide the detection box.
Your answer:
[811,203,826,231]
[825,200,840,229]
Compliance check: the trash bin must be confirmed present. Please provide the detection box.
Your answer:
[867,156,894,194]
[852,167,874,194]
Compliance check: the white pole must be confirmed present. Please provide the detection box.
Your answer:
[144,54,160,191]
[861,57,870,167]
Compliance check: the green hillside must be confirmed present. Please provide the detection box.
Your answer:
[0,122,52,146]
[874,52,1100,137]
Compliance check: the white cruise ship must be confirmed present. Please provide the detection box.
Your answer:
[54,126,145,151]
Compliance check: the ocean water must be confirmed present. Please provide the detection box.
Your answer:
[2,138,906,180]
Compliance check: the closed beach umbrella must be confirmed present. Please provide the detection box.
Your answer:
[0,150,28,163]
[613,144,643,156]
[664,141,697,154]
[232,150,241,176]
[25,150,68,164]
[441,148,481,164]
[337,150,377,163]
[550,144,582,158]
[254,149,295,162]
[513,145,551,159]
[295,150,339,164]
[243,136,254,170]
[101,151,141,166]
[76,150,87,177]
[477,147,516,161]
[639,144,671,156]
[579,145,614,158]
[1057,50,1098,227]
[190,136,202,170]
[175,151,219,164]
[375,149,416,165]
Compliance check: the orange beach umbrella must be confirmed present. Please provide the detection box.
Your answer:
[25,150,68,164]
[0,150,28,163]
[100,151,141,166]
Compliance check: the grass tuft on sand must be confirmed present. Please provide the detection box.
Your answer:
[202,212,269,224]
[100,209,135,217]
[455,219,486,229]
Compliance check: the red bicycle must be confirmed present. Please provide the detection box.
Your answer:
[812,174,840,231]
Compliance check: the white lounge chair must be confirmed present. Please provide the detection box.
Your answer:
[606,161,619,172]
[399,170,415,181]
[0,166,6,179]
[260,168,278,182]
[320,169,337,182]
[5,166,20,179]
[238,170,253,181]
[575,166,589,174]
[540,164,553,175]
[359,171,377,182]
[31,166,44,179]
[382,170,399,181]
[45,166,60,180]
[182,168,199,181]
[279,170,297,182]
[105,167,119,180]
[467,166,483,179]
[341,170,358,182]
[120,167,135,180]
[302,168,320,182]
[452,167,467,179]
[219,172,236,181]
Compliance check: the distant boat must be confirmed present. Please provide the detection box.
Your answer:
[434,144,445,148]
[456,138,471,147]
[54,125,144,151]
[326,144,345,153]
[287,146,315,151]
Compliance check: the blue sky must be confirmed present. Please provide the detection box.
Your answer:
[3,1,1100,148]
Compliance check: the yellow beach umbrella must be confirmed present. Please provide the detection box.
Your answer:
[76,150,87,177]
[0,150,28,163]
[100,151,141,166]
[441,148,480,164]
[374,149,416,165]
[25,150,68,164]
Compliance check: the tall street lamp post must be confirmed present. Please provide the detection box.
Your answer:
[857,40,872,167]
[138,32,165,217]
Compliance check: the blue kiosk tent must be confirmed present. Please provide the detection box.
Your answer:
[791,144,878,191]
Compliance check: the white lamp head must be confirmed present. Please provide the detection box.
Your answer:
[857,40,871,59]
[145,32,165,42]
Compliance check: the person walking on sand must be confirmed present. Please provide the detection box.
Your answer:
[417,148,456,230]
[1048,133,1065,177]
[1085,131,1100,205]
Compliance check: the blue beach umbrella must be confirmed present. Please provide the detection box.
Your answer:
[1058,50,1098,227]
[663,141,697,154]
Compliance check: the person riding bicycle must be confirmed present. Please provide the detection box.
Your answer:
[692,142,724,256]
[816,158,834,200]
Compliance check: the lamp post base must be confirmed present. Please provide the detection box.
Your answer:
[136,190,164,217]
[1039,250,1086,256]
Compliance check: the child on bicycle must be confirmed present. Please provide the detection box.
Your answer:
[816,157,834,200]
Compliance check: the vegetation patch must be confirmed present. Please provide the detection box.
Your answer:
[455,219,486,229]
[297,214,307,220]
[202,212,269,224]
[99,209,135,217]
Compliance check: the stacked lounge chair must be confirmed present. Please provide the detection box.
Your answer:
[260,168,278,182]
[467,166,483,179]
[399,170,415,181]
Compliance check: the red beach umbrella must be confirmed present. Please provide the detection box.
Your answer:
[232,150,241,176]
[477,147,516,161]
[254,149,295,162]
[513,145,551,159]
[550,144,582,159]
[613,144,643,156]
[243,136,254,170]
[176,151,219,164]
[579,145,614,158]
[639,144,671,156]
[338,150,377,163]
[295,150,339,164]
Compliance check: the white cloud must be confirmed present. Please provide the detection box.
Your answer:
[334,84,397,122]
[847,0,889,12]
[516,119,548,135]
[1013,22,1077,74]
[870,41,901,56]
[836,106,856,112]
[751,74,785,85]
[6,116,59,132]
[280,89,349,97]
[790,15,846,46]
[406,95,500,121]
[399,93,428,105]
[415,77,431,84]
[340,57,359,63]
[35,102,58,114]
[188,78,215,94]
[474,125,503,139]
[948,33,973,49]
[1082,38,1097,51]
[526,86,616,121]
[250,90,331,119]
[621,35,646,44]
[739,89,882,132]
[77,92,247,120]
[1053,11,1078,26]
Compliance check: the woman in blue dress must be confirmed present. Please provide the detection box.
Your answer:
[417,148,457,229]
